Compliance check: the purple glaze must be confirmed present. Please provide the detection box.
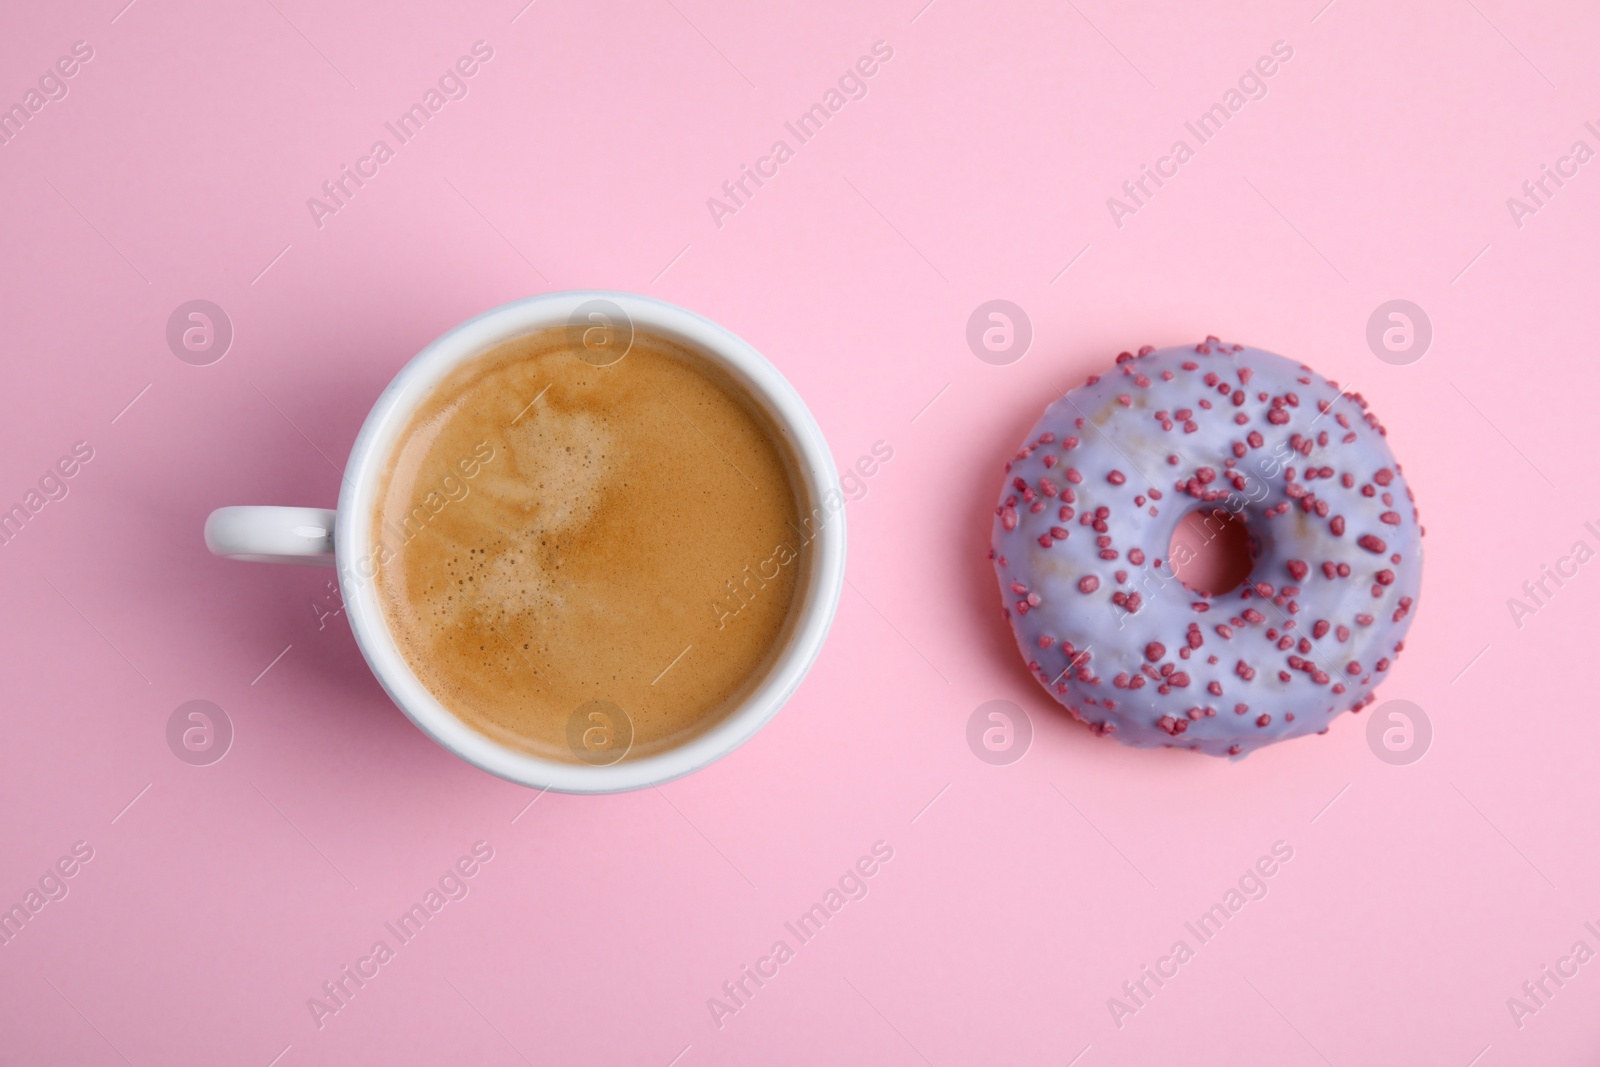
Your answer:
[991,340,1423,758]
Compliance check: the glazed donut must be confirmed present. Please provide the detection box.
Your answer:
[990,338,1422,757]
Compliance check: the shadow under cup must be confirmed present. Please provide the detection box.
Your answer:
[336,294,844,793]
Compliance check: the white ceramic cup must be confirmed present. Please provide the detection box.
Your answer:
[205,292,846,793]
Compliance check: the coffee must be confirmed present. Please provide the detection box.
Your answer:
[369,326,807,764]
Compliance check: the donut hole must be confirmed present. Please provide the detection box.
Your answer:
[1169,507,1256,597]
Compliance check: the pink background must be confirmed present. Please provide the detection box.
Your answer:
[2,0,1597,1063]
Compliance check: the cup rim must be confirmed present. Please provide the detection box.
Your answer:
[334,292,845,793]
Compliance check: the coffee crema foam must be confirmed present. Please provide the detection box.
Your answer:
[370,327,806,763]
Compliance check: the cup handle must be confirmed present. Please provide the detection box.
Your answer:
[205,506,337,567]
